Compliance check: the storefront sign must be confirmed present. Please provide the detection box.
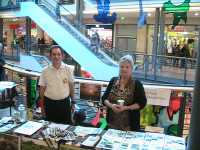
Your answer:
[93,0,117,24]
[9,24,19,29]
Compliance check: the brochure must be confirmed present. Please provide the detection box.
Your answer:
[48,123,69,130]
[73,126,102,136]
[96,129,186,150]
[0,124,17,133]
[14,121,43,136]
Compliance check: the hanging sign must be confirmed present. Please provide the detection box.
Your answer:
[163,0,190,29]
[93,0,117,24]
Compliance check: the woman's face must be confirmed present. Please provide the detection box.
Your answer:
[119,61,132,77]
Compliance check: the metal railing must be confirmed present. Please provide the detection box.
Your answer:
[132,53,196,85]
[28,43,197,85]
[98,46,196,85]
[3,44,20,61]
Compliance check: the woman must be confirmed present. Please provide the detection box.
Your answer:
[102,55,147,131]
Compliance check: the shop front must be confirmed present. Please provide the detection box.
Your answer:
[147,25,198,58]
[3,18,38,55]
[165,25,198,58]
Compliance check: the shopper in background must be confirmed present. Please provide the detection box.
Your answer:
[39,45,74,124]
[172,44,180,67]
[102,55,147,131]
[180,44,190,68]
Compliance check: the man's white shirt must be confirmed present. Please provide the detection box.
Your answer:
[39,63,74,100]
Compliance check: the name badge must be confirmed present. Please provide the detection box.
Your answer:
[63,78,68,84]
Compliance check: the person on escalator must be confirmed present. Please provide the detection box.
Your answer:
[39,45,74,124]
[90,31,100,53]
[102,55,147,131]
[56,2,61,21]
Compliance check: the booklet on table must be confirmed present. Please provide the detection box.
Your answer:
[14,121,43,136]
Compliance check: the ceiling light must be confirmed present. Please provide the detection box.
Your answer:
[120,16,125,20]
[147,13,151,17]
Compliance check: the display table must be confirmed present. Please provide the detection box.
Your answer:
[0,118,186,150]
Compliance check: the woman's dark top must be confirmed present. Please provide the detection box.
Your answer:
[102,77,147,131]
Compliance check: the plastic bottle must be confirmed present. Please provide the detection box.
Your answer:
[18,104,27,122]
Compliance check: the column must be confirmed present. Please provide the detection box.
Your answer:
[187,26,200,150]
[76,0,84,31]
[158,8,165,55]
[25,17,31,54]
[158,8,165,69]
[0,18,5,81]
[152,8,160,80]
[0,18,3,43]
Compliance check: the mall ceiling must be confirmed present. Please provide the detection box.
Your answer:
[86,0,200,6]
[82,0,200,19]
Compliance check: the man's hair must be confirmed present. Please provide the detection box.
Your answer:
[49,45,64,55]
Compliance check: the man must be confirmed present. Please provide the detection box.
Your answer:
[90,31,100,53]
[56,2,61,21]
[39,45,74,124]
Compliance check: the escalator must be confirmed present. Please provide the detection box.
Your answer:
[15,1,119,81]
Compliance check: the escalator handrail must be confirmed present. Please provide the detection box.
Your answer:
[38,0,91,46]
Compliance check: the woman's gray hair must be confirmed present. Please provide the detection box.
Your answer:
[119,55,134,67]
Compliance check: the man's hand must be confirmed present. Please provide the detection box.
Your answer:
[38,98,45,117]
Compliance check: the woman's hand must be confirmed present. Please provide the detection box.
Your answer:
[112,104,126,113]
[111,104,119,113]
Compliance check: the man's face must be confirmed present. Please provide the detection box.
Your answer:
[50,48,63,66]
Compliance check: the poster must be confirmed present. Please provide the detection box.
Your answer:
[145,87,171,106]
